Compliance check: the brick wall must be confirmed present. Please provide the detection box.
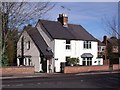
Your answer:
[113,64,120,70]
[0,66,35,76]
[103,60,110,65]
[64,65,119,74]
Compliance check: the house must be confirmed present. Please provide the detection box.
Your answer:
[102,36,119,64]
[17,13,103,73]
[97,40,107,65]
[17,25,53,72]
[98,40,105,58]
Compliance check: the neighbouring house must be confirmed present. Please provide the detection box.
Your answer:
[17,13,103,73]
[102,36,119,64]
[98,40,105,57]
[98,40,105,58]
[17,25,53,73]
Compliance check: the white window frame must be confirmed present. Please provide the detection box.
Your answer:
[66,40,71,50]
[83,41,91,49]
[26,41,30,50]
[82,57,92,66]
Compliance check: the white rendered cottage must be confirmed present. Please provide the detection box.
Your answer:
[17,14,103,73]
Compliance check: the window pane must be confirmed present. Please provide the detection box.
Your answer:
[83,61,86,66]
[83,41,91,49]
[83,58,85,60]
[27,41,30,50]
[89,42,91,49]
[87,61,89,66]
[90,61,92,65]
[66,45,71,49]
[66,40,70,44]
[84,42,86,48]
[87,43,89,49]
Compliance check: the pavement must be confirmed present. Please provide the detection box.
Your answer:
[1,70,120,80]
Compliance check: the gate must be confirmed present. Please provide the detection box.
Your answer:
[60,62,66,73]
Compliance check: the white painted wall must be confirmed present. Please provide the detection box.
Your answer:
[54,39,103,72]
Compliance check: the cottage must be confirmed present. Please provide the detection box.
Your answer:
[17,14,103,73]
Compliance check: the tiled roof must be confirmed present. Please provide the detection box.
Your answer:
[38,20,97,41]
[108,37,119,46]
[97,40,105,46]
[25,26,53,58]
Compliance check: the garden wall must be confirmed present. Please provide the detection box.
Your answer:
[0,66,35,76]
[64,64,120,74]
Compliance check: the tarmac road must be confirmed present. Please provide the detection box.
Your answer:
[2,72,120,88]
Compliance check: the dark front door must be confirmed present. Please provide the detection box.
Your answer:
[41,58,47,73]
[19,58,23,65]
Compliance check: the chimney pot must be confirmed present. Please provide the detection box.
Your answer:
[57,13,68,27]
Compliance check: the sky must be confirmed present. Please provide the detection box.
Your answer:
[44,2,118,41]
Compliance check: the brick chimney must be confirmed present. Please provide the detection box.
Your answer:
[57,13,68,27]
[103,36,107,44]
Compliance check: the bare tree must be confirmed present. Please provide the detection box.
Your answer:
[1,2,55,66]
[102,15,120,65]
[102,15,119,37]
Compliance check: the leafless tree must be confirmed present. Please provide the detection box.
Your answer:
[102,15,119,38]
[0,2,55,66]
[102,15,120,64]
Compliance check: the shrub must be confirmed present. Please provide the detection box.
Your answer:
[66,57,79,66]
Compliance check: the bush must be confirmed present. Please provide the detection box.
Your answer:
[66,57,79,66]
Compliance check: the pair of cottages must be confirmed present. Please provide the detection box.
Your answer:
[17,13,103,73]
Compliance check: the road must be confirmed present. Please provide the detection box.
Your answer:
[2,72,120,88]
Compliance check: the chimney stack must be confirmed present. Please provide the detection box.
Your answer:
[57,13,68,27]
[103,36,107,44]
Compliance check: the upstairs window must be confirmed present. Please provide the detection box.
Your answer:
[83,41,91,49]
[26,41,30,50]
[66,40,70,44]
[66,40,71,50]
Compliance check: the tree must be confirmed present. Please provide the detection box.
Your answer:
[102,16,119,37]
[1,2,55,66]
[102,15,120,64]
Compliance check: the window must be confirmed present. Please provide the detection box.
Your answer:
[82,58,86,66]
[66,45,71,49]
[55,58,58,60]
[98,46,101,51]
[26,41,30,50]
[82,57,92,66]
[66,40,71,50]
[83,41,91,49]
[66,40,70,44]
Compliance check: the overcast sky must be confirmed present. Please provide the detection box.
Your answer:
[44,2,118,41]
